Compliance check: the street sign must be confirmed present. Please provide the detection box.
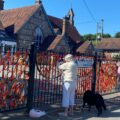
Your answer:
[77,58,94,68]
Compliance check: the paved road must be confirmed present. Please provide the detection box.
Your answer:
[0,93,120,120]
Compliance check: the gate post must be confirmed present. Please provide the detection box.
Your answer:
[27,43,36,112]
[92,52,97,93]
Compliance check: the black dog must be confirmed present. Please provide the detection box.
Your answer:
[82,90,106,116]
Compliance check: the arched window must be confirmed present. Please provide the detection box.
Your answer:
[34,27,43,48]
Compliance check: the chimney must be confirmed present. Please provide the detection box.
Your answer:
[35,0,42,5]
[0,0,4,10]
[62,16,69,36]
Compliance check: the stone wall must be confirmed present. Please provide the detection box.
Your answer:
[17,7,54,49]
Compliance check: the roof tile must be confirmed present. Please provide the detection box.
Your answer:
[48,15,81,44]
[0,20,4,30]
[0,5,40,33]
[47,35,63,50]
[76,41,93,53]
[96,38,120,50]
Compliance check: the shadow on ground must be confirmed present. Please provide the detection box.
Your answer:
[0,95,120,120]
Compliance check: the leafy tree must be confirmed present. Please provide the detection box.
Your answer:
[82,34,96,41]
[82,33,112,42]
[103,33,111,38]
[114,32,120,38]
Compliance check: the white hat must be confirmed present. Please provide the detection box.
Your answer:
[64,54,73,62]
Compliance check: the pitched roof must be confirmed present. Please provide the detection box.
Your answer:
[0,4,81,52]
[95,38,120,51]
[76,41,94,53]
[0,5,40,33]
[48,15,81,44]
[47,35,63,50]
[0,20,4,30]
[0,5,81,44]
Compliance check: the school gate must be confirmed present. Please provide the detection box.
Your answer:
[0,44,119,112]
[27,44,120,112]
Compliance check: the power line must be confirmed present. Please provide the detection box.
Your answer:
[76,19,102,25]
[82,0,97,23]
[70,0,73,8]
[77,20,94,24]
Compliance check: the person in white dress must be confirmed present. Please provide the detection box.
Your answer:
[58,54,77,117]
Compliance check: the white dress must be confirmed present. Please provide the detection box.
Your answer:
[58,60,77,107]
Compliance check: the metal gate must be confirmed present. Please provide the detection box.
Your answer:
[1,44,119,112]
[0,47,29,112]
[27,45,120,111]
[27,44,95,111]
[96,56,119,94]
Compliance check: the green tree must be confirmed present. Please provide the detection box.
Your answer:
[82,34,96,41]
[82,33,111,42]
[114,32,120,38]
[103,33,111,38]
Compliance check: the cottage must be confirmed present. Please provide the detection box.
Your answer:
[95,38,120,58]
[76,41,94,55]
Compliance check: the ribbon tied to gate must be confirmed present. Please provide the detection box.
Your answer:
[36,53,62,80]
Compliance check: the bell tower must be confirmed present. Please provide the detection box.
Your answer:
[67,8,74,25]
[35,0,42,5]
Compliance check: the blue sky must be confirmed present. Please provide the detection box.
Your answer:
[4,0,120,36]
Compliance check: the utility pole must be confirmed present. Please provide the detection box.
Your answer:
[96,22,98,44]
[101,19,104,38]
[96,19,104,43]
